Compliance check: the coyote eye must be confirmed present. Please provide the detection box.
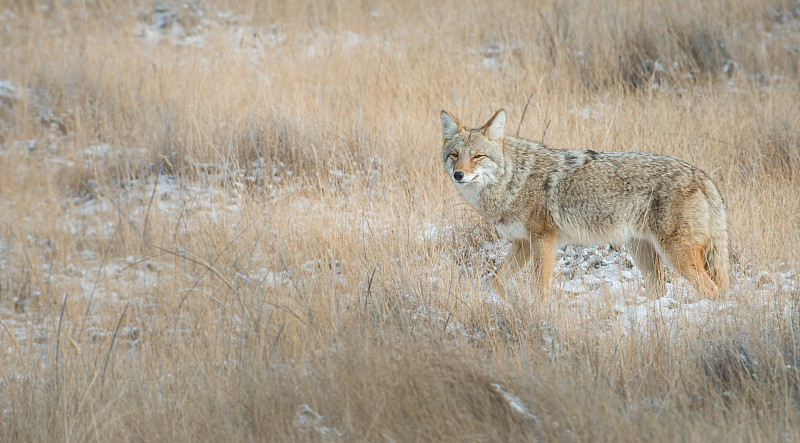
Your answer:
[449,152,458,159]
[472,154,486,160]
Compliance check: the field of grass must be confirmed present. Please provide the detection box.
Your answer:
[1,0,799,440]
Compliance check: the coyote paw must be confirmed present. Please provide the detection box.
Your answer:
[480,276,504,302]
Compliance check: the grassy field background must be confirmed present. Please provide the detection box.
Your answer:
[1,0,799,440]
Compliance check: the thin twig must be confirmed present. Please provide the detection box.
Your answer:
[516,92,535,137]
[541,120,551,144]
[103,193,143,240]
[141,173,160,241]
[56,293,68,383]
[271,322,286,356]
[151,244,235,291]
[101,302,130,382]
[80,218,121,334]
[275,248,305,303]
[154,244,257,330]
[0,317,29,376]
[365,267,377,311]
[165,217,258,324]
[176,288,228,309]
[263,301,308,326]
[374,32,388,85]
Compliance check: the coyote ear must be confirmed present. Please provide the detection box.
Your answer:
[440,110,463,141]
[483,109,506,141]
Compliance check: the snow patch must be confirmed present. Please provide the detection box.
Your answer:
[489,383,539,423]
[293,404,342,441]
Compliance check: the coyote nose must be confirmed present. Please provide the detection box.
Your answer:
[453,171,464,181]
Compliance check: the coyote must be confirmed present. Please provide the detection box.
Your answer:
[440,108,731,299]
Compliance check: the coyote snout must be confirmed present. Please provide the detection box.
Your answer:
[440,108,731,301]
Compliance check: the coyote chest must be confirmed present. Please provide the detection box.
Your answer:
[495,220,527,239]
[456,183,526,239]
[455,183,484,211]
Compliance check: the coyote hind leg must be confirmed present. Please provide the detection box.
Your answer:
[662,241,720,300]
[627,238,666,298]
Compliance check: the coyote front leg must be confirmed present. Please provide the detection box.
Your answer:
[490,234,557,299]
[490,239,531,296]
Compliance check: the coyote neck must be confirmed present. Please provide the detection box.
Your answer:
[471,137,547,221]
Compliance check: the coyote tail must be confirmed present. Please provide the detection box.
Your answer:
[705,188,731,293]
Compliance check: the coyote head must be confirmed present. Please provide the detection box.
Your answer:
[440,109,506,186]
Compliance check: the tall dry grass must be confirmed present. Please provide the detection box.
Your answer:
[0,0,799,440]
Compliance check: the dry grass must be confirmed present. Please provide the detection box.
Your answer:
[1,0,799,441]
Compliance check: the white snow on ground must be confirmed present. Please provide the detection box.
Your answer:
[133,2,384,65]
[293,404,343,441]
[472,40,523,70]
[0,80,18,103]
[489,383,539,422]
[0,162,380,352]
